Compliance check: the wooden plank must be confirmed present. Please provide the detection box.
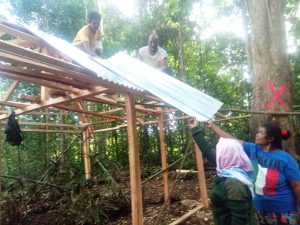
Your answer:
[194,143,209,207]
[0,110,68,116]
[9,129,81,134]
[93,115,192,133]
[20,95,41,103]
[168,204,205,225]
[0,101,29,108]
[0,86,108,120]
[88,96,158,115]
[158,109,169,203]
[55,104,125,121]
[0,121,83,128]
[125,93,144,225]
[41,86,50,101]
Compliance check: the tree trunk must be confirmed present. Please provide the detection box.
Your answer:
[245,0,294,153]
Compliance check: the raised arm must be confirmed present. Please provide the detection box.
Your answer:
[189,119,216,164]
[206,121,244,144]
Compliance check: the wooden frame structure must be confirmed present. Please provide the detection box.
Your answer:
[0,20,209,225]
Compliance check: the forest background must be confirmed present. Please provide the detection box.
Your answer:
[1,0,300,224]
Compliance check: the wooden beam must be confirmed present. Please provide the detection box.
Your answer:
[125,93,143,225]
[20,95,41,104]
[101,107,124,114]
[93,115,192,133]
[158,108,170,203]
[0,86,108,120]
[88,96,158,115]
[0,121,83,128]
[0,110,68,116]
[168,205,205,225]
[41,86,50,101]
[0,101,29,108]
[54,104,125,121]
[10,129,80,134]
[194,143,209,207]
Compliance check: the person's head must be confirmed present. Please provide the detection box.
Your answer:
[88,11,101,33]
[148,31,159,55]
[216,138,253,172]
[255,123,291,150]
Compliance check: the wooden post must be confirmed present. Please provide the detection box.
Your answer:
[41,86,50,101]
[125,93,143,225]
[41,86,50,166]
[194,143,209,207]
[158,110,169,203]
[82,128,91,179]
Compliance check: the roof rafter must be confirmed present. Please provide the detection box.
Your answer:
[0,86,108,120]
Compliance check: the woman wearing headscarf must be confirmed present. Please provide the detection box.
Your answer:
[204,121,300,225]
[189,119,257,225]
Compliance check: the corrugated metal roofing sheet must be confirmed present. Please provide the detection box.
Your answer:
[104,53,222,121]
[2,19,223,121]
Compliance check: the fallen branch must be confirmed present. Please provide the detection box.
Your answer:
[168,204,205,225]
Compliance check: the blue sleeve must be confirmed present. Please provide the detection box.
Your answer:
[243,142,259,161]
[284,154,300,181]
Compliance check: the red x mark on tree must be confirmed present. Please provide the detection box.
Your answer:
[264,81,286,110]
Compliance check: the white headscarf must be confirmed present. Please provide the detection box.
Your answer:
[216,138,254,196]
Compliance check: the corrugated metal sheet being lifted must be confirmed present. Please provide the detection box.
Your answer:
[6,19,223,121]
[102,53,223,121]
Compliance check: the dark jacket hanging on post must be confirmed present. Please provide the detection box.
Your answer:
[4,111,23,145]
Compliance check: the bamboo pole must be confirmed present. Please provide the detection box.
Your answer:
[194,142,209,207]
[125,93,143,225]
[220,108,300,115]
[93,115,251,133]
[82,128,91,179]
[158,109,169,203]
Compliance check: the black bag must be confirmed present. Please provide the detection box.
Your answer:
[4,111,23,145]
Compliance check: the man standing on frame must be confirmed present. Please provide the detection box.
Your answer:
[73,11,103,57]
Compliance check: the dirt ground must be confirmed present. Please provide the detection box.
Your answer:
[104,170,215,225]
[8,170,215,225]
